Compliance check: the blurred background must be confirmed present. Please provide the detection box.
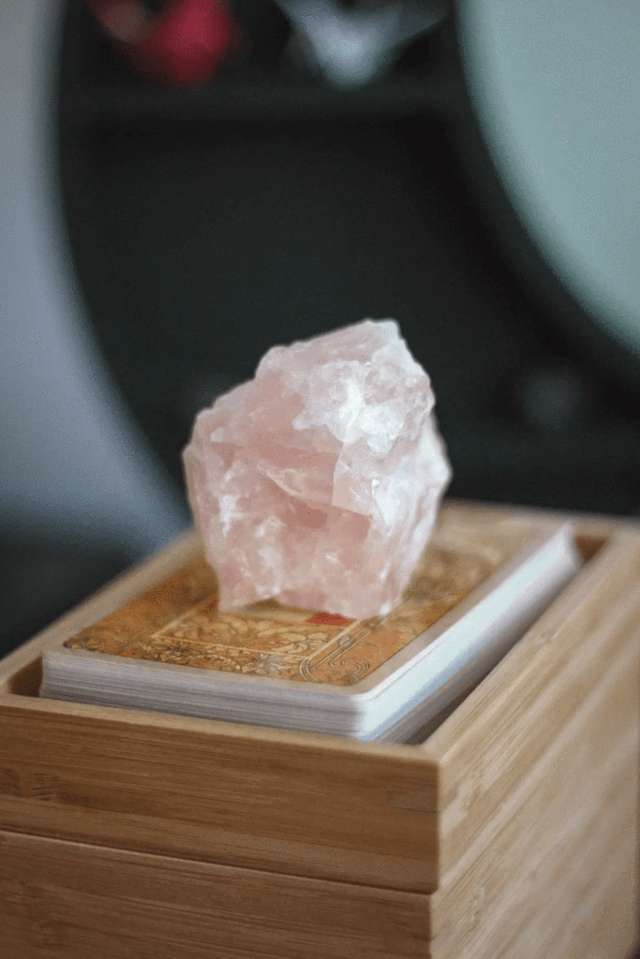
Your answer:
[2,0,639,658]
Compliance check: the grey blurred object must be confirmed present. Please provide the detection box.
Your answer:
[458,0,640,375]
[0,2,185,567]
[514,364,599,434]
[275,0,448,87]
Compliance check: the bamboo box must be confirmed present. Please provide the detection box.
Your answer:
[0,502,638,959]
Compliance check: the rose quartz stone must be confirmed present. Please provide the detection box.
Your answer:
[183,320,451,618]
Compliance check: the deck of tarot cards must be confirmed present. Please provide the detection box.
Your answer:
[41,509,580,742]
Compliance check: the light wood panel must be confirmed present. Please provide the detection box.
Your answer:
[491,786,636,959]
[430,782,637,959]
[0,696,437,891]
[0,831,428,959]
[560,855,639,959]
[423,531,640,876]
[446,497,640,542]
[429,636,640,955]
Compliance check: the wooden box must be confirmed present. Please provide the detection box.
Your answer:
[1,503,639,959]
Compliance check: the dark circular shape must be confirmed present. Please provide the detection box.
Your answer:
[56,3,640,514]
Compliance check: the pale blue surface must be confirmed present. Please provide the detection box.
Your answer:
[460,0,640,355]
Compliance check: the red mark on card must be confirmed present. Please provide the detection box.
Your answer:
[306,612,354,626]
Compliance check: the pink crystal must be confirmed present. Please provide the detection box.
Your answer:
[183,320,451,618]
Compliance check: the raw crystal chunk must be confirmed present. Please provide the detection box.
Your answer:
[183,320,451,618]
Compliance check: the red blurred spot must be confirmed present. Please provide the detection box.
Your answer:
[87,0,238,86]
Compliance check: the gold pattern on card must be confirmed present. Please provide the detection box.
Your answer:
[65,513,531,686]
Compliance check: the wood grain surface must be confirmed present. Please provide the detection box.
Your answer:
[0,695,438,891]
[431,784,637,959]
[429,636,640,956]
[423,531,640,876]
[0,503,639,959]
[0,830,428,959]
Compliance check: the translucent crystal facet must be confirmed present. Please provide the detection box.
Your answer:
[183,320,451,618]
